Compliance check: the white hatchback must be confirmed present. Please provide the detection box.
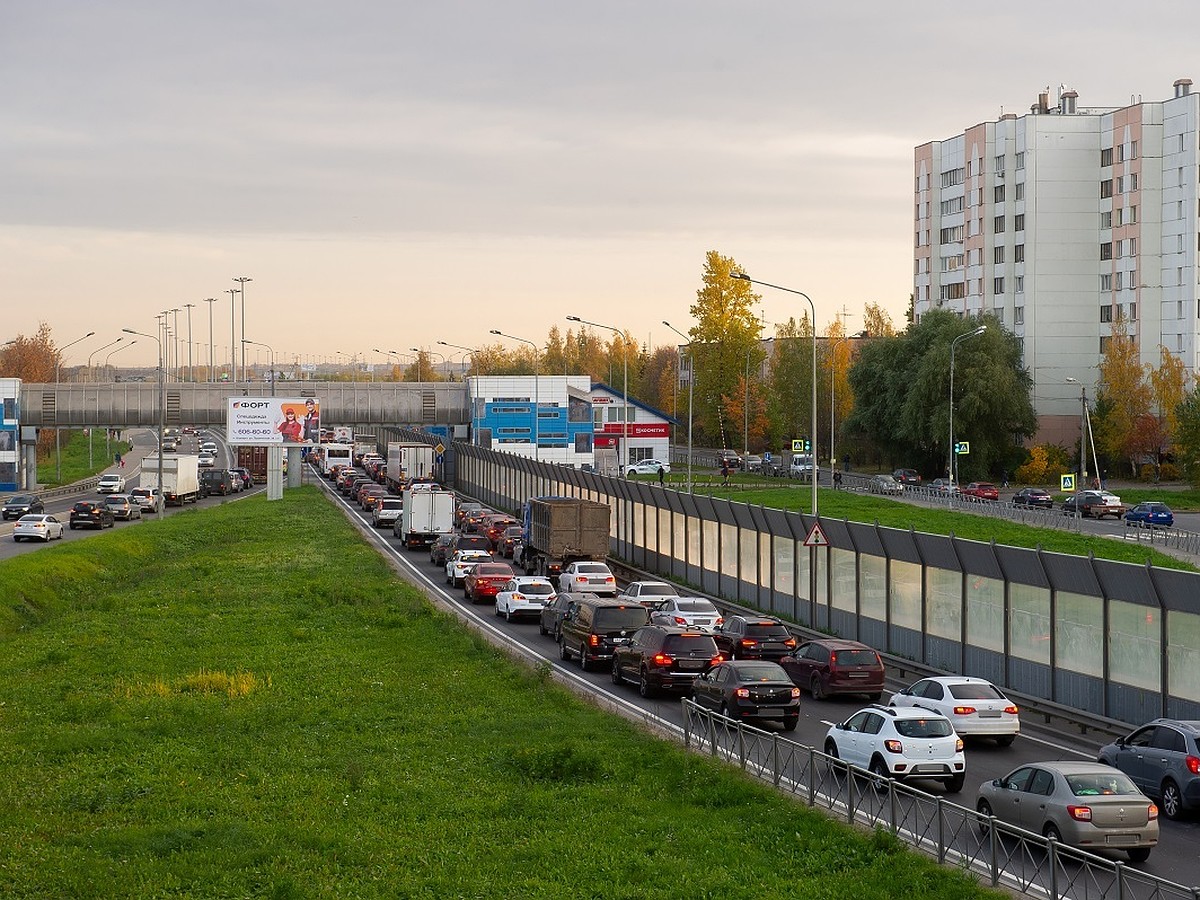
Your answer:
[97,473,126,494]
[446,549,492,588]
[824,705,966,793]
[495,576,557,622]
[888,676,1020,745]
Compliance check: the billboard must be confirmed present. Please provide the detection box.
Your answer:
[227,397,320,446]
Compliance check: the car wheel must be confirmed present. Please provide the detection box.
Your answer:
[782,715,798,732]
[824,739,839,760]
[611,660,622,685]
[12,536,21,543]
[559,640,571,661]
[810,675,826,701]
[995,735,1015,747]
[1043,823,1063,843]
[945,773,965,794]
[866,692,882,702]
[1128,847,1152,864]
[70,524,77,530]
[505,609,515,623]
[869,757,891,791]
[719,702,731,720]
[976,799,994,835]
[538,619,547,636]
[1161,779,1184,820]
[578,645,590,672]
[638,668,656,698]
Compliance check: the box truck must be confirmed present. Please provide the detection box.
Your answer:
[144,453,201,506]
[385,442,437,491]
[395,489,456,549]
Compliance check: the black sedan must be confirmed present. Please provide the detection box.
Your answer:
[69,501,116,530]
[2,494,45,520]
[691,660,801,731]
[1012,487,1054,509]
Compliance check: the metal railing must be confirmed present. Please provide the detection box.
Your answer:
[681,701,1198,900]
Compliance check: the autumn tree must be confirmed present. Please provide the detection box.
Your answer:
[1093,313,1152,476]
[764,315,815,453]
[862,302,897,339]
[1149,347,1189,458]
[721,374,770,453]
[1173,389,1200,487]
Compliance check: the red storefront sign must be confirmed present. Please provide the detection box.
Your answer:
[597,423,669,438]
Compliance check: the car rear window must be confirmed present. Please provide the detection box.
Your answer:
[456,537,491,551]
[894,718,953,738]
[593,607,650,630]
[947,683,1004,700]
[576,564,611,574]
[521,582,555,596]
[832,650,879,667]
[736,663,788,682]
[745,624,790,639]
[663,635,718,654]
[676,600,718,613]
[641,584,678,596]
[475,565,513,577]
[1067,772,1137,796]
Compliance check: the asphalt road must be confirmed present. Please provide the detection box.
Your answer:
[317,473,1200,890]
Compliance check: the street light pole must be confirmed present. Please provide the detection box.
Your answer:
[54,330,95,484]
[183,303,195,382]
[244,340,276,396]
[203,298,217,382]
[225,288,238,381]
[489,331,540,462]
[123,327,164,510]
[438,340,477,379]
[87,338,122,383]
[949,325,987,486]
[1066,376,1089,522]
[170,309,181,381]
[663,320,694,493]
[829,335,848,478]
[233,276,252,382]
[730,273,818,517]
[567,315,627,472]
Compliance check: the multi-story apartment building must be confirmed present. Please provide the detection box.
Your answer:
[915,78,1198,446]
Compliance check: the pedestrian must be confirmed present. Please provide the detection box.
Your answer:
[1001,469,1009,488]
[119,454,125,468]
[720,461,730,486]
[657,465,665,486]
[833,470,843,490]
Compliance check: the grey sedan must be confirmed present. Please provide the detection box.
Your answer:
[976,761,1158,863]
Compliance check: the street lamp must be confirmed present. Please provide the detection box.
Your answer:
[122,326,164,510]
[730,272,818,517]
[409,348,426,383]
[234,276,252,382]
[489,331,540,462]
[244,339,276,396]
[663,320,695,493]
[1065,376,1095,521]
[54,330,95,483]
[567,315,627,472]
[183,303,195,382]
[438,340,478,378]
[949,325,987,486]
[203,298,217,382]
[170,308,181,381]
[225,288,238,381]
[87,338,122,382]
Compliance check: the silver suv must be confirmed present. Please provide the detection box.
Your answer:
[1099,719,1200,819]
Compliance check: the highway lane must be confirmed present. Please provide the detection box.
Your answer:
[316,471,1200,889]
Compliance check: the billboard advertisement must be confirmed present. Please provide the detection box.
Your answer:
[227,397,320,446]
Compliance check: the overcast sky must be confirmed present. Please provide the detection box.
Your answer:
[2,2,1194,369]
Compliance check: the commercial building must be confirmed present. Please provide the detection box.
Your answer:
[915,78,1199,445]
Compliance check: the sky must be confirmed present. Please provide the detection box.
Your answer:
[2,1,1196,370]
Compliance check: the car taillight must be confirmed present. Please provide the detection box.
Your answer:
[1067,805,1092,822]
[710,655,724,664]
[604,576,614,584]
[1147,803,1159,820]
[672,616,687,625]
[790,687,801,698]
[784,638,797,648]
[652,653,674,666]
[952,706,977,716]
[512,593,524,601]
[739,639,757,648]
[1187,756,1200,775]
[714,617,724,626]
[735,687,750,698]
[588,634,600,647]
[884,740,903,754]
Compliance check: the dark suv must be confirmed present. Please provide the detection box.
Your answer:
[559,597,651,671]
[611,626,723,697]
[201,469,235,496]
[713,616,798,661]
[69,501,115,530]
[1099,719,1200,819]
[779,638,885,701]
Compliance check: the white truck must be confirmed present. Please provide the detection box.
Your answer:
[395,488,455,550]
[144,453,201,506]
[320,443,353,478]
[385,442,437,492]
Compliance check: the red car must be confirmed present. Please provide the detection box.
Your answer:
[961,482,1000,501]
[464,562,516,604]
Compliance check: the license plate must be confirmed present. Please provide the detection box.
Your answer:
[848,672,867,679]
[679,660,704,670]
[978,710,1001,718]
[1105,834,1137,846]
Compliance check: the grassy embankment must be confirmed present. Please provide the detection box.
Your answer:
[35,429,132,487]
[0,488,1001,899]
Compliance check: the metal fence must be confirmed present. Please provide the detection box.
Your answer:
[453,444,1200,725]
[681,701,1197,900]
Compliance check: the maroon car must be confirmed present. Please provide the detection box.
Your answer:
[778,638,885,701]
[464,562,515,604]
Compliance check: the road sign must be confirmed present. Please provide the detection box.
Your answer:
[791,438,812,453]
[954,441,970,455]
[434,442,446,455]
[1061,474,1075,492]
[803,522,829,548]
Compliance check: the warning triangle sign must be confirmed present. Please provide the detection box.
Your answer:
[803,522,829,548]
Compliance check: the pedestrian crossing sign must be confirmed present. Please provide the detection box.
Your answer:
[1061,474,1075,492]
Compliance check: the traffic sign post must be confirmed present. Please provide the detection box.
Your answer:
[1061,474,1075,492]
[954,441,970,455]
[803,522,828,548]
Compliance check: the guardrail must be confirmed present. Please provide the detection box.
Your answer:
[681,701,1197,900]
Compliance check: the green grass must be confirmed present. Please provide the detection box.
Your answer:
[0,489,1002,899]
[37,430,132,487]
[693,484,1197,571]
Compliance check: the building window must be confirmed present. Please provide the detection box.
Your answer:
[941,168,965,188]
[1015,275,1024,293]
[1131,172,1138,190]
[994,307,1005,324]
[1117,144,1125,163]
[994,184,1006,203]
[1130,140,1137,159]
[1101,303,1114,322]
[994,216,1005,233]
[1130,302,1136,321]
[994,277,1005,294]
[1101,242,1113,260]
[1014,213,1025,231]
[1129,269,1136,289]
[1015,182,1024,200]
[1100,179,1113,198]
[939,225,964,244]
[1116,240,1124,259]
[993,246,1005,264]
[1115,207,1123,226]
[1180,200,1185,219]
[1101,147,1113,166]
[1181,266,1186,286]
[1014,244,1024,263]
[1114,272,1123,290]
[1129,237,1137,255]
[1101,210,1112,228]
[1100,336,1110,353]
[1016,151,1025,169]
[940,196,964,215]
[1014,307,1024,325]
[995,154,1005,172]
[1116,176,1124,194]
[940,283,966,301]
[1129,205,1137,224]
[1101,273,1113,291]
[941,254,964,272]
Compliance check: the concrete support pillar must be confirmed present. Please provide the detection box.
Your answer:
[286,447,303,489]
[267,446,285,500]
